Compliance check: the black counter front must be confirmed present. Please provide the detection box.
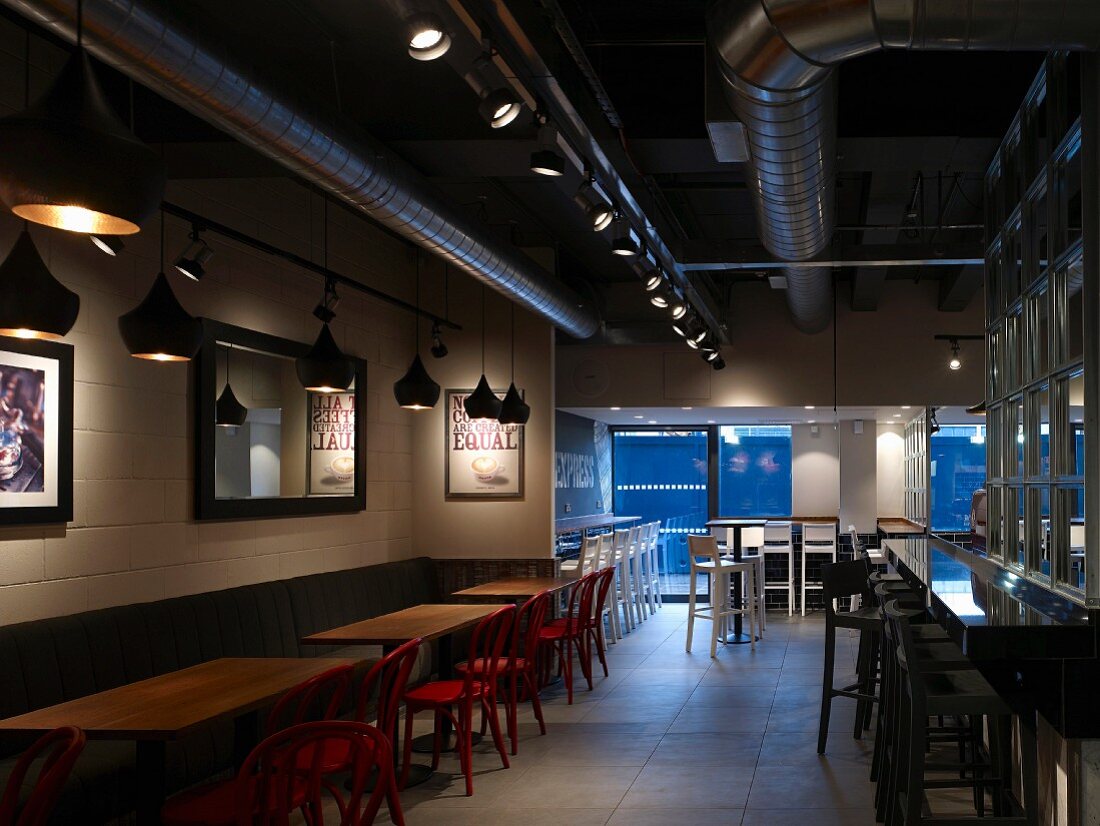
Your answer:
[884,535,1100,737]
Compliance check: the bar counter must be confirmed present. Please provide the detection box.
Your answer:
[885,535,1100,737]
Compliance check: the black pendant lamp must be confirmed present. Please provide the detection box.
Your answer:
[216,345,248,427]
[118,212,201,361]
[498,302,530,425]
[0,225,80,341]
[464,286,502,420]
[0,3,164,235]
[296,200,354,392]
[394,253,440,410]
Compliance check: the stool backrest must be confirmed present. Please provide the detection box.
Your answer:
[687,533,722,565]
[626,525,641,556]
[465,605,516,693]
[803,523,837,547]
[595,533,615,569]
[848,525,863,554]
[579,534,600,576]
[0,726,85,826]
[883,599,927,707]
[764,521,793,546]
[648,521,661,549]
[820,559,873,619]
[741,526,764,551]
[515,590,551,661]
[355,637,422,730]
[266,664,354,734]
[613,529,630,557]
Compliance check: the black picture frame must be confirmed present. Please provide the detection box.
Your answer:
[444,388,525,500]
[0,338,73,525]
[193,318,366,520]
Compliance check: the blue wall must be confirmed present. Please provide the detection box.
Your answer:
[555,411,604,516]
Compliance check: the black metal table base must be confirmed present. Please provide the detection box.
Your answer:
[411,731,483,753]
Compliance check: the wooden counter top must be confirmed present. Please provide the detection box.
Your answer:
[555,514,641,534]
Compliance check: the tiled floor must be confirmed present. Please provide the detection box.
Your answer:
[369,605,879,826]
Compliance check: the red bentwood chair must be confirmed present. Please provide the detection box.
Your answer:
[456,590,551,755]
[0,725,86,826]
[538,567,615,704]
[401,605,515,796]
[162,665,354,825]
[297,639,422,821]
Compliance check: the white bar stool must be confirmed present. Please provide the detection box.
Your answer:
[685,534,756,656]
[800,522,837,616]
[738,526,767,636]
[612,529,636,633]
[594,533,620,643]
[763,521,795,616]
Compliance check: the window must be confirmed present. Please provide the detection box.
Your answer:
[717,425,792,517]
[930,425,987,533]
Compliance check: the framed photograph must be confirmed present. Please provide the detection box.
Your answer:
[0,339,73,525]
[445,388,524,499]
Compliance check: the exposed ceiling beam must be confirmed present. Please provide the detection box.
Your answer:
[680,242,985,271]
[937,265,985,311]
[851,269,886,311]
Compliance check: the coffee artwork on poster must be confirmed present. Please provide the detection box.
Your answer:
[308,390,356,495]
[445,389,524,498]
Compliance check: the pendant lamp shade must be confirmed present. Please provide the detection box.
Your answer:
[0,50,164,235]
[118,271,201,361]
[296,323,354,393]
[215,383,248,427]
[0,228,80,340]
[464,374,501,420]
[497,382,530,425]
[394,353,440,410]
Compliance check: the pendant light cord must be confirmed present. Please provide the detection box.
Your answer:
[76,0,83,49]
[159,209,165,272]
[413,252,420,354]
[225,345,231,386]
[510,302,515,381]
[480,285,486,376]
[23,29,29,108]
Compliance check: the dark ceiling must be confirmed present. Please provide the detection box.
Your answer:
[15,0,1049,337]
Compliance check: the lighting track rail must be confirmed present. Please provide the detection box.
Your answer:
[160,202,462,331]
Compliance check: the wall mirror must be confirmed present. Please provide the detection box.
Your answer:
[194,319,366,519]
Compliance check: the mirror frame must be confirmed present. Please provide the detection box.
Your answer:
[193,318,367,520]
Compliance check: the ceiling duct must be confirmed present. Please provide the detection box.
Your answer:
[707,0,1100,334]
[3,0,598,340]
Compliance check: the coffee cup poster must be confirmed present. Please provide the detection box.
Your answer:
[445,389,524,499]
[308,390,356,495]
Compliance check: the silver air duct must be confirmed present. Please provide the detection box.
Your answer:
[3,0,598,339]
[708,0,1100,333]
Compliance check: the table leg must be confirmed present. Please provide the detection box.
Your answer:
[724,529,756,645]
[411,632,482,754]
[233,710,260,769]
[134,741,167,826]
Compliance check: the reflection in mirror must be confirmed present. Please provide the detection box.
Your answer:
[987,486,1003,560]
[1069,371,1085,477]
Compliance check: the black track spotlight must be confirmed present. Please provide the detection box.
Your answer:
[530,123,565,176]
[610,217,638,256]
[643,269,665,293]
[313,281,340,324]
[669,296,688,320]
[0,32,163,235]
[430,321,448,359]
[711,356,726,370]
[671,320,690,338]
[704,349,721,363]
[118,213,200,361]
[573,178,613,231]
[649,289,670,309]
[297,322,354,393]
[174,229,214,281]
[0,226,80,341]
[406,12,451,61]
[477,87,523,129]
[215,345,248,428]
[90,234,124,256]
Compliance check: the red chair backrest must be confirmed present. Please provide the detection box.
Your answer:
[265,665,353,735]
[564,571,599,634]
[355,637,423,731]
[464,605,516,694]
[236,720,392,826]
[0,726,85,826]
[593,566,616,619]
[514,590,551,662]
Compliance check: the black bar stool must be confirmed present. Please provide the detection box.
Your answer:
[882,601,1037,826]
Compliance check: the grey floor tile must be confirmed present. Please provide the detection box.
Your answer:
[619,764,753,809]
[746,764,875,809]
[687,684,775,708]
[668,704,769,734]
[741,808,876,826]
[757,731,874,766]
[493,765,641,809]
[608,809,743,825]
[402,808,614,826]
[698,668,782,687]
[647,732,762,766]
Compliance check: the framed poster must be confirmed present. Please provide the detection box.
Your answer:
[445,388,524,499]
[0,338,73,525]
[307,388,356,495]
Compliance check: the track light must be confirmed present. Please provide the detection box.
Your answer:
[649,289,669,309]
[947,338,961,370]
[0,226,80,341]
[669,297,688,320]
[0,49,163,235]
[478,87,522,129]
[174,229,214,281]
[704,349,721,363]
[610,217,638,256]
[91,234,124,256]
[644,270,665,292]
[530,123,565,176]
[430,321,448,358]
[573,179,613,231]
[406,12,451,61]
[313,282,340,323]
[711,356,726,370]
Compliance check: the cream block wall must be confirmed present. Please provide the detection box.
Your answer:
[0,175,422,626]
[791,424,840,516]
[876,424,905,517]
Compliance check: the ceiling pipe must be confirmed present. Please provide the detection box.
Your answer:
[3,0,598,339]
[707,0,1100,333]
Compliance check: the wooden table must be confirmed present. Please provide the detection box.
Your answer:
[705,518,768,643]
[0,657,360,826]
[451,576,576,601]
[878,518,926,536]
[302,604,506,777]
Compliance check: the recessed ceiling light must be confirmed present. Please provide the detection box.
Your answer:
[892,413,901,417]
[633,415,644,419]
[901,405,911,409]
[647,420,657,424]
[807,419,816,424]
[707,419,716,424]
[681,406,692,410]
[610,406,621,411]
[805,405,815,410]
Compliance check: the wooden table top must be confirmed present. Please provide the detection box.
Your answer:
[301,604,506,647]
[705,518,768,528]
[452,576,576,598]
[0,657,361,741]
[878,519,926,535]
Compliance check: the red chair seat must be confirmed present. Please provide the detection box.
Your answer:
[455,657,525,675]
[162,773,309,826]
[292,737,356,773]
[405,678,484,706]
